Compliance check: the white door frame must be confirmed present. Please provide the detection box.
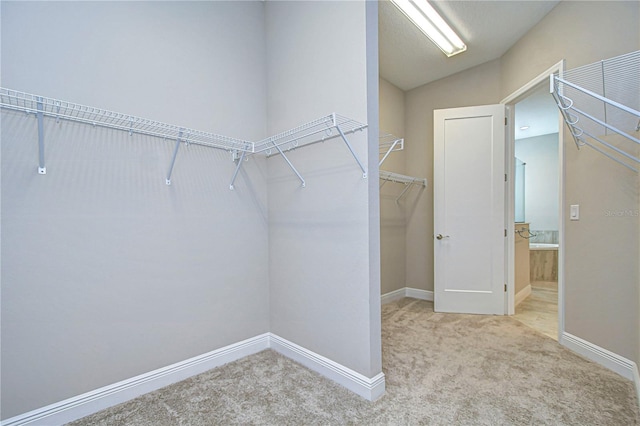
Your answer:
[500,60,565,340]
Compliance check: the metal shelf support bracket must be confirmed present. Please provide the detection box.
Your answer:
[379,138,402,167]
[36,97,46,174]
[335,116,367,178]
[229,149,248,190]
[271,141,306,188]
[165,130,183,185]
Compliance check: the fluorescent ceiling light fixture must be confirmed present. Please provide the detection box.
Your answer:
[390,0,466,57]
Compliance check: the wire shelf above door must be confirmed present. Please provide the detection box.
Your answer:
[550,50,640,173]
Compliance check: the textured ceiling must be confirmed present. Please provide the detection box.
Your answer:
[379,0,560,91]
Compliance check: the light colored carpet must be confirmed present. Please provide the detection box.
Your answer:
[68,298,638,425]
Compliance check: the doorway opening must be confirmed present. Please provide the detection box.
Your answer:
[502,61,565,341]
[511,83,560,339]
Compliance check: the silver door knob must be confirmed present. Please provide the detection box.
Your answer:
[436,234,449,240]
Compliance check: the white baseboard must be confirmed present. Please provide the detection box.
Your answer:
[380,288,406,304]
[2,333,386,425]
[561,332,640,408]
[514,284,531,307]
[634,363,640,411]
[269,333,385,401]
[561,332,638,383]
[1,334,271,426]
[381,287,433,304]
[405,288,434,301]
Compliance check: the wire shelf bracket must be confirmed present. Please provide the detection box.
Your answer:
[379,134,404,167]
[36,97,46,174]
[1,88,368,189]
[165,130,184,186]
[550,50,640,173]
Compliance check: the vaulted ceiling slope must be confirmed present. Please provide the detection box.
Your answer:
[379,0,561,91]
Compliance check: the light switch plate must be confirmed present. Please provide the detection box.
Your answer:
[570,204,580,220]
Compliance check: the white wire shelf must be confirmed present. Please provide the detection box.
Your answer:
[550,50,640,173]
[0,87,369,188]
[0,87,253,152]
[379,170,427,203]
[248,113,368,187]
[379,170,427,186]
[254,113,367,155]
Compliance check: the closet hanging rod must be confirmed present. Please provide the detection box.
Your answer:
[554,76,640,119]
[0,87,253,152]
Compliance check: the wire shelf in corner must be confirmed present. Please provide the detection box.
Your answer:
[253,113,368,156]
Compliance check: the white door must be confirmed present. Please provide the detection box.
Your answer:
[434,104,506,315]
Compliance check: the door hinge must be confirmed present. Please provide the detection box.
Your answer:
[504,229,507,237]
[505,117,508,126]
[505,173,507,182]
[504,284,507,292]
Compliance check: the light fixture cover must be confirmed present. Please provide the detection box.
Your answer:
[390,0,466,57]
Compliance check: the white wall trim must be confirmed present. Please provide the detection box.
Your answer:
[561,332,637,382]
[514,284,531,307]
[2,333,387,425]
[380,288,406,304]
[634,363,640,411]
[381,287,434,304]
[269,333,385,402]
[405,287,433,301]
[1,334,271,426]
[500,60,565,105]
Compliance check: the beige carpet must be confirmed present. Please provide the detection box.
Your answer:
[68,298,638,425]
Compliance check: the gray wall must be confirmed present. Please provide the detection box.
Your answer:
[501,0,639,368]
[379,78,408,295]
[404,59,502,293]
[405,1,639,365]
[265,1,381,377]
[1,1,270,418]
